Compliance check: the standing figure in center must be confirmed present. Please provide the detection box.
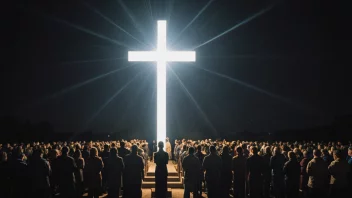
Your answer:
[154,141,169,198]
[165,138,172,160]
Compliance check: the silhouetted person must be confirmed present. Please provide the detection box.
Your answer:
[10,147,28,198]
[262,146,272,198]
[73,149,85,197]
[220,146,232,198]
[232,147,246,198]
[123,145,144,198]
[166,139,172,160]
[270,146,286,198]
[85,147,104,198]
[246,146,264,198]
[82,145,90,161]
[56,146,77,198]
[306,149,329,198]
[29,149,51,198]
[202,145,221,198]
[154,141,169,198]
[347,147,352,188]
[182,146,201,198]
[101,144,110,193]
[48,149,59,196]
[299,150,309,196]
[107,148,124,198]
[0,152,10,198]
[118,141,130,159]
[328,150,350,197]
[322,149,333,166]
[194,145,205,197]
[283,151,300,198]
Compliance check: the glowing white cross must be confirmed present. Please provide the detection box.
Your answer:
[128,20,196,146]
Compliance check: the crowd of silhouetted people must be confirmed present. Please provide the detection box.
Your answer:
[0,140,149,198]
[0,139,352,198]
[177,139,352,198]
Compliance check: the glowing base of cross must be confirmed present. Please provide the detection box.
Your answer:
[156,61,166,146]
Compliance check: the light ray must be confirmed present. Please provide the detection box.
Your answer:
[166,0,175,23]
[41,63,137,102]
[118,0,154,48]
[169,66,218,135]
[61,57,126,65]
[82,1,148,48]
[114,69,154,128]
[146,0,155,26]
[193,4,275,50]
[171,0,214,46]
[191,65,293,104]
[54,17,131,49]
[192,65,328,117]
[85,69,145,126]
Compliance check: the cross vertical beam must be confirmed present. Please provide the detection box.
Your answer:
[156,21,167,146]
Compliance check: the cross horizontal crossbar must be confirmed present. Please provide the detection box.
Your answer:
[128,51,196,62]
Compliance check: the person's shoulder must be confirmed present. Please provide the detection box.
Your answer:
[116,156,123,160]
[136,154,144,162]
[68,156,75,161]
[95,156,102,161]
[124,154,131,159]
[329,160,336,166]
[42,158,50,164]
[307,158,315,164]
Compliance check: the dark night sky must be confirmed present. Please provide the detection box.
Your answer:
[2,0,351,138]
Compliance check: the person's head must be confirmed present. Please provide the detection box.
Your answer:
[333,150,342,160]
[303,151,309,158]
[183,144,187,151]
[288,151,296,160]
[90,147,98,158]
[61,146,69,156]
[33,148,43,158]
[75,143,81,151]
[104,144,110,151]
[209,145,216,154]
[273,146,281,156]
[73,149,82,159]
[120,141,125,148]
[188,147,195,155]
[250,146,258,155]
[158,141,164,150]
[13,147,24,159]
[313,149,321,158]
[1,152,7,162]
[197,145,202,152]
[222,145,229,155]
[131,145,138,154]
[322,149,329,156]
[265,146,271,155]
[236,146,243,155]
[348,147,352,157]
[110,147,118,156]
